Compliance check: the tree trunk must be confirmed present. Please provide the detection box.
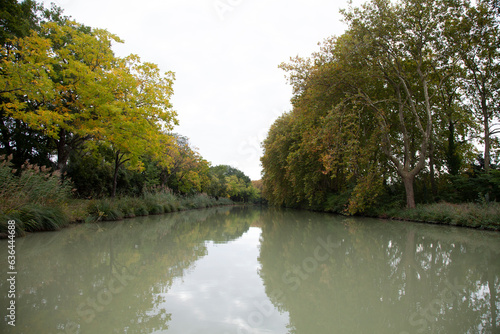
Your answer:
[482,92,491,172]
[56,129,70,171]
[429,140,437,198]
[484,111,491,172]
[402,173,416,209]
[112,151,120,198]
[447,120,461,175]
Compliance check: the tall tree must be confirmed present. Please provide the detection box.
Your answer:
[444,0,500,172]
[94,55,178,197]
[261,113,298,206]
[1,20,123,170]
[1,19,178,182]
[0,0,58,168]
[159,134,209,195]
[341,0,453,208]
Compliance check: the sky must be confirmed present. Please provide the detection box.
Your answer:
[39,0,362,180]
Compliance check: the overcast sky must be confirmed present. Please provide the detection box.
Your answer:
[39,0,362,180]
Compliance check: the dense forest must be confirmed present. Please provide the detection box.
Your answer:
[0,0,259,235]
[261,0,500,219]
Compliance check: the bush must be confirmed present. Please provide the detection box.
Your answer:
[323,191,351,214]
[0,205,70,236]
[216,197,234,206]
[86,199,123,222]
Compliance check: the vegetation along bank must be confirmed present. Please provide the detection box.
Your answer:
[260,0,500,230]
[1,0,499,234]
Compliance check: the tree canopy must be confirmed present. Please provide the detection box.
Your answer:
[262,0,500,212]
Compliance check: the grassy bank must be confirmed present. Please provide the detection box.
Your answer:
[0,155,234,237]
[376,202,500,231]
[83,192,233,223]
[0,192,233,238]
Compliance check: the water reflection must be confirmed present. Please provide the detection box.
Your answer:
[0,206,255,333]
[258,209,500,333]
[0,207,499,333]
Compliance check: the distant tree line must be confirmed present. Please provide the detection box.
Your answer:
[261,0,500,213]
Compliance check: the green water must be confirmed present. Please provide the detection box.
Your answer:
[1,206,499,333]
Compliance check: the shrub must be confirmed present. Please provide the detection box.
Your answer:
[323,191,351,214]
[87,199,123,222]
[216,197,234,206]
[0,155,73,236]
[19,205,69,231]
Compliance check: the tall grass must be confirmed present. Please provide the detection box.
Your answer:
[0,155,72,236]
[381,202,500,230]
[84,189,233,223]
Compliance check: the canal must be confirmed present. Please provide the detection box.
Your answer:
[1,206,499,333]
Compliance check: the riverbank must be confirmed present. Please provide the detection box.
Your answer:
[374,202,500,231]
[0,193,234,238]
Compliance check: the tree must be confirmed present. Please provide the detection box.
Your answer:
[262,0,492,211]
[1,18,178,197]
[261,113,299,206]
[444,0,500,172]
[1,20,124,170]
[0,0,54,168]
[95,55,177,197]
[160,134,210,195]
[207,165,256,201]
[0,0,43,47]
[340,0,453,208]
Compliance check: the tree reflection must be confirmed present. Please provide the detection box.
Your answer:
[258,209,500,333]
[0,206,257,333]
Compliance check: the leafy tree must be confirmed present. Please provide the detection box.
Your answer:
[444,0,500,172]
[207,165,257,202]
[1,16,178,199]
[160,134,210,195]
[95,54,177,197]
[0,0,58,168]
[1,20,123,170]
[261,113,299,206]
[341,0,455,208]
[262,0,498,212]
[0,0,44,46]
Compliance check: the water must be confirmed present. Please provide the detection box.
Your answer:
[1,206,499,333]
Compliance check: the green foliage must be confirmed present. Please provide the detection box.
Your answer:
[66,149,113,198]
[86,199,124,222]
[207,165,260,202]
[323,191,351,214]
[262,0,500,215]
[1,12,178,179]
[160,134,210,195]
[441,165,500,203]
[0,154,71,235]
[0,205,69,236]
[0,1,239,238]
